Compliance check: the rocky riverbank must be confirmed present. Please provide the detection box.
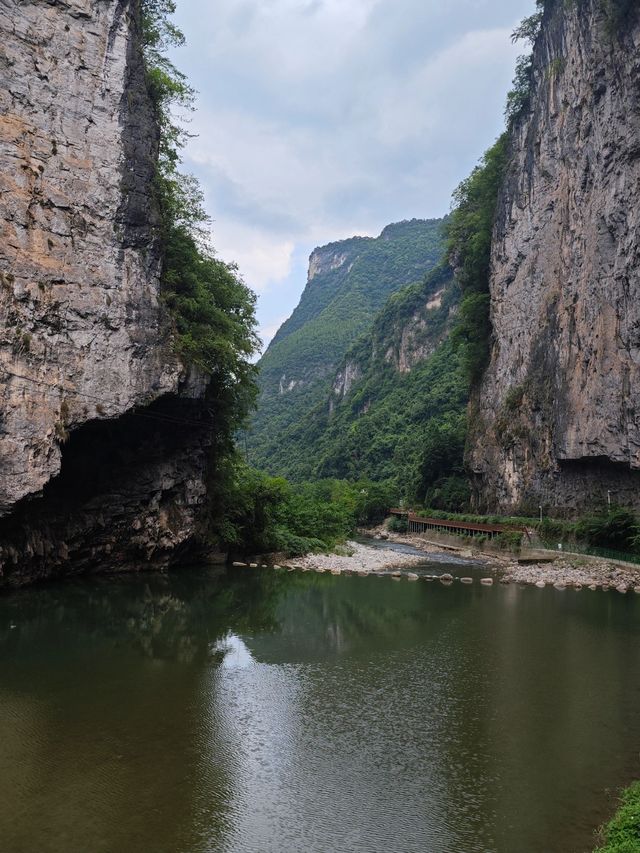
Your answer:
[500,559,640,593]
[237,529,640,593]
[374,528,640,592]
[281,541,425,574]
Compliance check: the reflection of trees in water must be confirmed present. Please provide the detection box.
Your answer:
[0,568,292,665]
[0,569,294,853]
[251,573,472,660]
[0,569,473,667]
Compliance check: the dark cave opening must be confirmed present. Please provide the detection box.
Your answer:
[0,394,214,580]
[38,394,211,505]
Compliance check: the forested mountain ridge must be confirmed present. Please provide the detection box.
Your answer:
[249,263,464,487]
[249,218,446,472]
[294,265,469,506]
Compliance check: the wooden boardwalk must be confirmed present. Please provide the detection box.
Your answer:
[389,509,528,541]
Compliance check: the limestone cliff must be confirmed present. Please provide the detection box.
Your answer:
[0,1,212,585]
[468,0,640,514]
[330,264,458,409]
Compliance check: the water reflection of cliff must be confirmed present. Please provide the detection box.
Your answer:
[0,568,290,664]
[0,568,289,853]
[1,569,640,853]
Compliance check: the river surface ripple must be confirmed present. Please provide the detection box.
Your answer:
[0,561,639,853]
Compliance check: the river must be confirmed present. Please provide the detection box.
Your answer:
[1,546,639,853]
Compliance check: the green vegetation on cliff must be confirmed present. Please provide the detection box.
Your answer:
[447,134,508,383]
[248,219,446,470]
[506,0,638,134]
[247,260,468,507]
[140,0,258,419]
[307,274,468,508]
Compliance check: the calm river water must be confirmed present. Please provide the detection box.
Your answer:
[1,555,639,853]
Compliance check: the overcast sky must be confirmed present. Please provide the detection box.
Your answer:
[171,0,535,351]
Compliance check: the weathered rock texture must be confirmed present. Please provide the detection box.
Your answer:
[330,267,458,410]
[381,283,452,376]
[0,1,210,585]
[469,0,640,513]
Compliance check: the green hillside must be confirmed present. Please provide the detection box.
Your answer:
[248,264,469,507]
[248,218,446,470]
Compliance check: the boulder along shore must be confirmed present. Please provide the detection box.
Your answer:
[281,541,426,574]
[260,528,640,593]
[377,529,640,592]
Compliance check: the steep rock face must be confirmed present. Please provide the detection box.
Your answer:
[469,0,640,513]
[330,271,456,409]
[382,284,451,375]
[307,245,358,282]
[330,360,362,408]
[0,1,211,585]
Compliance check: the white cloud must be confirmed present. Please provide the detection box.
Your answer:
[210,221,294,295]
[172,0,536,333]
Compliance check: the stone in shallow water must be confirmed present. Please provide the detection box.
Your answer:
[535,581,546,589]
[589,584,598,591]
[480,578,494,586]
[232,562,247,567]
[460,577,473,584]
[554,583,566,590]
[407,573,419,581]
[440,573,453,584]
[331,568,341,575]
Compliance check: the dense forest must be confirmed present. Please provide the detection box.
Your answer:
[248,219,446,473]
[246,134,508,514]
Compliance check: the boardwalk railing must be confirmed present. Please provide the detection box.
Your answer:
[390,509,528,542]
